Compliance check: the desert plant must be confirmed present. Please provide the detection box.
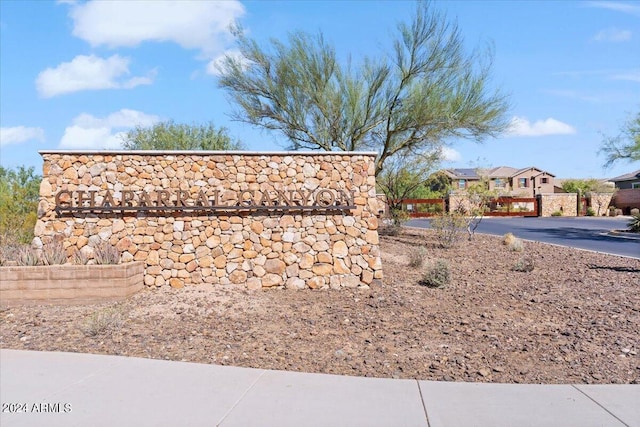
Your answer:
[420,259,450,288]
[389,206,410,227]
[512,255,535,272]
[408,247,427,268]
[94,240,121,265]
[430,212,467,248]
[628,214,640,233]
[551,211,563,217]
[80,307,125,337]
[16,246,40,266]
[41,240,67,265]
[631,208,639,216]
[0,166,41,244]
[508,238,525,252]
[378,224,403,236]
[72,248,89,265]
[464,179,497,240]
[586,207,596,216]
[502,232,516,246]
[0,232,22,265]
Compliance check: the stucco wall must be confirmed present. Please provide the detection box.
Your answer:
[35,151,383,290]
[612,189,640,214]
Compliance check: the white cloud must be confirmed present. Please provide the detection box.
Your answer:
[553,68,640,84]
[506,116,576,137]
[586,1,640,17]
[59,109,160,149]
[36,54,154,98]
[0,126,45,147]
[544,89,601,103]
[593,28,632,42]
[441,147,461,162]
[66,1,244,57]
[206,49,249,76]
[610,70,640,82]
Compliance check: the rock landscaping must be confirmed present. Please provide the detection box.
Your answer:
[1,229,638,384]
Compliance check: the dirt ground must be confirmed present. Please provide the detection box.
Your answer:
[1,229,639,384]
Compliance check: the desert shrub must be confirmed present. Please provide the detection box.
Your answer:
[17,246,40,266]
[378,224,403,236]
[408,247,426,268]
[628,214,640,233]
[94,240,121,265]
[0,233,23,265]
[430,213,466,248]
[502,232,516,246]
[508,238,525,252]
[388,207,409,228]
[631,208,639,216]
[72,248,89,265]
[420,259,450,287]
[80,307,125,337]
[512,256,535,272]
[551,211,562,217]
[41,240,67,265]
[0,166,41,244]
[586,207,595,216]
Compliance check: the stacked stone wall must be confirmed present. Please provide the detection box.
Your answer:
[588,192,615,216]
[539,193,577,217]
[35,151,383,289]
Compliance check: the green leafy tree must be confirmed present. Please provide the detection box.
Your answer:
[218,1,510,176]
[377,150,440,225]
[424,170,452,197]
[561,178,614,195]
[0,166,41,244]
[121,120,244,150]
[561,179,600,195]
[600,111,640,167]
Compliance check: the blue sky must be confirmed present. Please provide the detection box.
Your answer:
[1,0,639,179]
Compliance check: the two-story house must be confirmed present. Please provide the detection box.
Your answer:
[610,170,640,190]
[442,166,555,197]
[609,170,640,214]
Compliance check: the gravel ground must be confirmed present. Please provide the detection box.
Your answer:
[1,229,639,384]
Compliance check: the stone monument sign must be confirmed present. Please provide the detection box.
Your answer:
[35,151,383,289]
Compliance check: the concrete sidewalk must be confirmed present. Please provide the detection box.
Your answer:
[1,349,638,427]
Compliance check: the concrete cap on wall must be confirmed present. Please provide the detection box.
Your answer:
[39,150,379,157]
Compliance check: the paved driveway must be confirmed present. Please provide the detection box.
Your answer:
[406,217,640,259]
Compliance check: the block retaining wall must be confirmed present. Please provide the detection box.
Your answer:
[0,262,144,306]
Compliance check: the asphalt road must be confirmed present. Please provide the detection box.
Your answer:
[406,216,640,259]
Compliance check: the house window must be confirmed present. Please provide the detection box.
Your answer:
[632,182,640,189]
[541,177,549,184]
[458,180,466,189]
[518,178,528,188]
[494,178,505,188]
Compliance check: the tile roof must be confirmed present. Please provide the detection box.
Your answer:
[610,169,640,182]
[444,166,554,179]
